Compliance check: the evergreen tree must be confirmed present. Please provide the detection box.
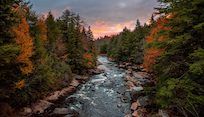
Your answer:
[60,9,85,73]
[0,0,21,102]
[130,19,145,64]
[46,11,59,52]
[154,0,204,116]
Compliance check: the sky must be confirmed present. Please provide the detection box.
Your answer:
[29,0,159,38]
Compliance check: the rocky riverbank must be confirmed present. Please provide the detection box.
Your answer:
[17,68,104,117]
[18,56,170,117]
[117,62,169,117]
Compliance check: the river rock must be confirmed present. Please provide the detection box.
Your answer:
[59,86,76,96]
[137,72,149,79]
[97,61,102,65]
[74,74,87,80]
[132,110,139,117]
[125,114,132,117]
[137,96,149,107]
[125,75,137,85]
[88,69,104,75]
[132,86,143,92]
[126,69,133,75]
[45,91,61,101]
[132,72,144,79]
[119,64,126,69]
[52,108,71,115]
[132,108,147,117]
[132,66,141,71]
[117,104,122,108]
[126,81,135,89]
[70,79,80,87]
[32,100,54,114]
[131,102,138,111]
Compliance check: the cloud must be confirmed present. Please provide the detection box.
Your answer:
[118,2,127,8]
[30,0,158,38]
[91,20,135,38]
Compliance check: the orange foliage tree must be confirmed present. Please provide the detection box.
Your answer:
[83,53,95,68]
[12,17,34,75]
[143,17,171,71]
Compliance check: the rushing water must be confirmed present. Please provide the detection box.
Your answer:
[62,56,131,117]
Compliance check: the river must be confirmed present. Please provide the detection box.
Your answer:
[59,56,131,117]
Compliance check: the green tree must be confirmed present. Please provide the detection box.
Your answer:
[60,10,85,73]
[0,0,21,103]
[154,0,204,116]
[46,11,59,52]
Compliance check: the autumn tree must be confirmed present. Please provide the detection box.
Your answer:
[143,17,170,71]
[12,15,34,75]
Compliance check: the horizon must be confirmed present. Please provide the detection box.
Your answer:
[29,0,159,38]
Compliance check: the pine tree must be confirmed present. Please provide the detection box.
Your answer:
[60,9,85,73]
[130,19,145,64]
[46,11,59,52]
[154,0,204,116]
[0,0,22,102]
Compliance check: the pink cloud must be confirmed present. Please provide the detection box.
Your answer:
[91,20,135,38]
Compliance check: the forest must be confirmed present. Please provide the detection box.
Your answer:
[1,0,204,117]
[1,0,97,109]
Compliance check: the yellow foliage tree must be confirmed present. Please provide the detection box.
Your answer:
[12,17,34,75]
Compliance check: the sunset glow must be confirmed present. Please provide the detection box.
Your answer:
[91,20,135,38]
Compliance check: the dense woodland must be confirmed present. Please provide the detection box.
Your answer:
[0,0,204,117]
[97,0,204,116]
[0,0,96,108]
